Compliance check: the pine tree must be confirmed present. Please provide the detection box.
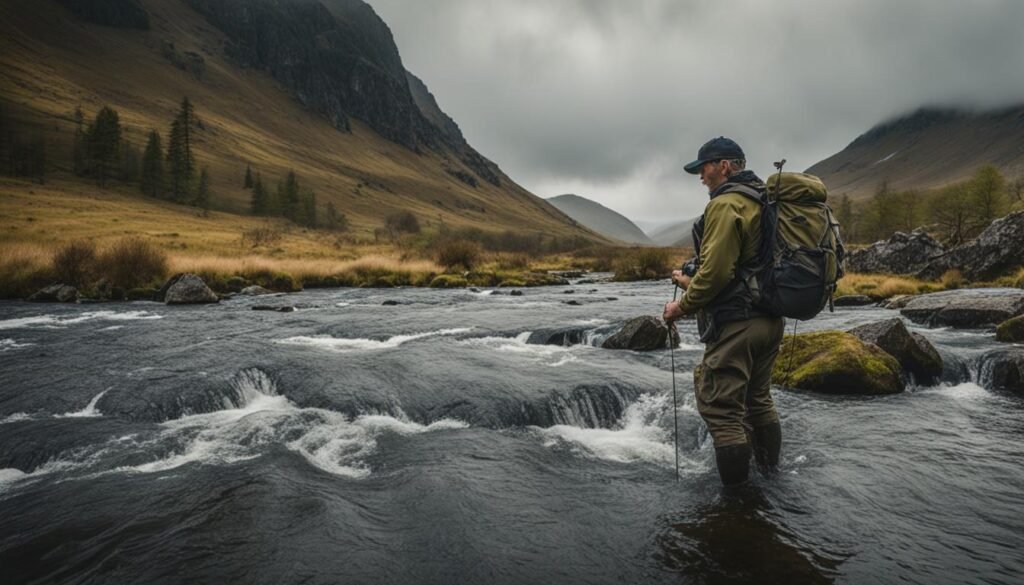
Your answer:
[325,201,348,231]
[72,106,86,176]
[194,166,211,212]
[140,130,164,198]
[120,141,141,183]
[166,97,196,203]
[87,106,122,187]
[251,172,269,215]
[301,189,317,227]
[281,170,300,221]
[244,164,253,189]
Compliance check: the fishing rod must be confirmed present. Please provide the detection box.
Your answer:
[669,283,680,482]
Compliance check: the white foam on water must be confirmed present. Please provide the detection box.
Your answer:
[335,302,352,307]
[458,332,589,367]
[919,381,990,400]
[0,412,33,424]
[278,327,473,352]
[98,325,124,331]
[0,310,162,330]
[0,338,33,351]
[569,318,609,326]
[536,394,700,472]
[58,389,109,418]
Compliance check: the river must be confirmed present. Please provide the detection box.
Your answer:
[1,279,1021,584]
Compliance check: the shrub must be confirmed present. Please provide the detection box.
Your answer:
[241,227,283,248]
[496,253,530,270]
[97,237,169,290]
[940,269,965,290]
[269,272,301,292]
[429,274,468,288]
[52,240,98,287]
[384,211,420,235]
[435,238,481,272]
[612,247,673,281]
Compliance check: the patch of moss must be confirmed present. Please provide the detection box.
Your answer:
[429,274,468,288]
[498,279,527,288]
[772,330,903,395]
[996,315,1024,343]
[225,275,248,292]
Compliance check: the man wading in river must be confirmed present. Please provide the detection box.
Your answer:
[663,137,785,488]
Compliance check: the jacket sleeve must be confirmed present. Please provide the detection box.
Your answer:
[678,196,745,314]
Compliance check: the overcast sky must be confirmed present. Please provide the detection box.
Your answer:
[365,0,1024,224]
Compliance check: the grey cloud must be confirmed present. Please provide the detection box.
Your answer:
[366,0,1024,220]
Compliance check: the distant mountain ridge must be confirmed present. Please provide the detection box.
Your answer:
[807,104,1024,199]
[647,218,696,248]
[546,195,652,245]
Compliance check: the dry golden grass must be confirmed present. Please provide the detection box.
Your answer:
[169,253,441,282]
[836,272,943,299]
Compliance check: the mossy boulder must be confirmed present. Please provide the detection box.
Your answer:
[848,318,943,385]
[996,315,1024,343]
[771,331,903,395]
[429,274,468,288]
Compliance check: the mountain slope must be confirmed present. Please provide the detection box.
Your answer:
[0,0,599,241]
[648,218,696,248]
[807,105,1024,199]
[546,194,651,245]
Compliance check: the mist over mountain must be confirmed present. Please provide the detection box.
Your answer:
[808,104,1024,199]
[546,194,651,245]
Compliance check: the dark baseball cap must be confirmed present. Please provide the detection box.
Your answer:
[683,137,745,174]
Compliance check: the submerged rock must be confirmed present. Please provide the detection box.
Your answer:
[252,305,295,312]
[918,210,1024,280]
[28,284,77,303]
[848,318,943,385]
[771,331,903,395]
[163,273,219,305]
[900,289,1024,328]
[601,316,679,351]
[833,294,875,307]
[846,228,945,274]
[527,327,591,346]
[238,285,273,296]
[381,300,400,306]
[976,348,1024,394]
[996,315,1024,343]
[881,295,915,310]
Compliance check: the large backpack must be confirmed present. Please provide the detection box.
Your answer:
[750,172,845,320]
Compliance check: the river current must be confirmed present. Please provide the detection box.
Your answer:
[0,279,1021,584]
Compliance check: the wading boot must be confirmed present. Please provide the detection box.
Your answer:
[714,443,751,487]
[751,422,782,475]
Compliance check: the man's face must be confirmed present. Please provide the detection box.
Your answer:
[699,160,729,193]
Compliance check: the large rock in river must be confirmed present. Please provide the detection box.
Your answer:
[771,331,903,395]
[900,289,1024,328]
[848,318,943,384]
[996,315,1024,343]
[846,228,946,274]
[160,273,219,305]
[976,348,1024,394]
[918,210,1024,280]
[28,284,78,302]
[601,316,680,351]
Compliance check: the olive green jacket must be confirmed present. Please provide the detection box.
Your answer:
[678,192,763,314]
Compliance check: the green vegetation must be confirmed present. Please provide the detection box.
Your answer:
[838,164,1022,245]
[771,331,903,395]
[996,315,1024,343]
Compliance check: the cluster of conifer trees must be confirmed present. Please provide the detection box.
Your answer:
[244,165,345,230]
[0,106,47,184]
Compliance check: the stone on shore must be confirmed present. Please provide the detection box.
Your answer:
[833,294,875,307]
[918,210,1024,281]
[846,228,946,274]
[848,318,943,385]
[771,331,903,395]
[601,316,680,351]
[160,273,219,305]
[238,285,273,296]
[900,289,1024,328]
[28,284,78,303]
